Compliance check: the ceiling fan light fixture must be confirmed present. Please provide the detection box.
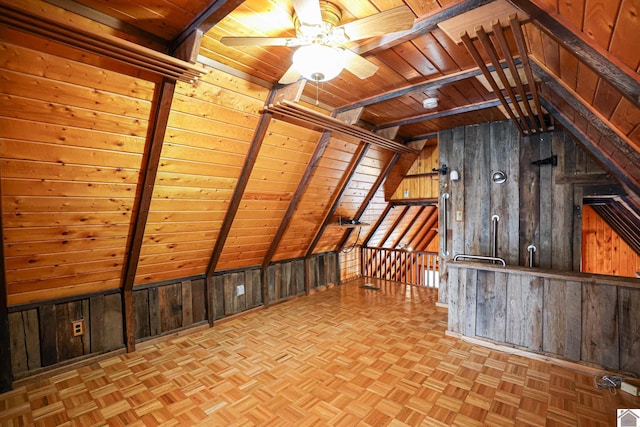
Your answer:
[293,44,344,82]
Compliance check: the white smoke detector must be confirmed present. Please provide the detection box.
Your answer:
[422,97,438,109]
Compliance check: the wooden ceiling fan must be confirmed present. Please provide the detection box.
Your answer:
[220,0,415,84]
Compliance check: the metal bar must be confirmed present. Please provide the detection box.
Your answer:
[453,254,506,267]
[527,244,537,268]
[441,193,450,257]
[491,215,500,259]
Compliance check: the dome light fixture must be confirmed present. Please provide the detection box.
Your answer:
[292,44,345,82]
[422,97,439,109]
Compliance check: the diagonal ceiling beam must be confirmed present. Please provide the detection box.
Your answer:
[391,206,427,249]
[362,203,393,247]
[352,0,494,55]
[532,59,640,198]
[171,0,246,53]
[263,108,364,269]
[121,78,176,352]
[414,212,440,252]
[508,0,640,109]
[305,143,371,258]
[42,0,168,48]
[378,206,410,248]
[540,95,640,198]
[375,99,502,130]
[338,152,402,250]
[205,87,279,282]
[336,61,515,112]
[262,130,333,269]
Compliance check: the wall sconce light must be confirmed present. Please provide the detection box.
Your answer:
[492,170,507,184]
[450,170,459,181]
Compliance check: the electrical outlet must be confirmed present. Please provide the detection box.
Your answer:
[71,320,84,337]
[403,189,409,198]
[236,284,245,296]
[455,210,463,221]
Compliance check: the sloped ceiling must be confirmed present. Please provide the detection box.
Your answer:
[0,0,639,305]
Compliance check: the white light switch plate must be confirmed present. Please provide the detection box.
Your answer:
[236,284,245,296]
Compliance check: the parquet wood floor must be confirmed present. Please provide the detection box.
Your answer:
[1,278,639,426]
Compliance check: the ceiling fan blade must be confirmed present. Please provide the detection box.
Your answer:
[292,0,323,26]
[278,65,302,84]
[338,5,415,42]
[342,49,378,79]
[220,36,300,47]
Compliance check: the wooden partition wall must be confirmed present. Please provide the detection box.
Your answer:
[448,262,640,375]
[438,121,616,304]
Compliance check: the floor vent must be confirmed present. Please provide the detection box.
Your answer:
[360,284,380,290]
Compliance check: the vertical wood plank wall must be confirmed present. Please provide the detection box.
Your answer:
[448,264,640,375]
[7,254,339,378]
[390,144,439,200]
[582,205,640,277]
[438,121,612,304]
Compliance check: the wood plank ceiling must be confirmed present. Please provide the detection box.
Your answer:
[0,0,638,306]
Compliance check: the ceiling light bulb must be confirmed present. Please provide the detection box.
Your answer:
[422,97,438,109]
[293,44,344,82]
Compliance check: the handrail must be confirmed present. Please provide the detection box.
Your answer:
[441,193,450,257]
[453,254,506,267]
[527,244,537,268]
[491,215,500,258]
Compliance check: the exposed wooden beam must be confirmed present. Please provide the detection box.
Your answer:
[336,61,515,112]
[120,78,176,352]
[414,212,439,252]
[263,108,363,270]
[392,206,427,249]
[409,206,437,247]
[475,26,532,133]
[508,0,640,109]
[171,0,245,52]
[262,131,332,270]
[352,0,494,55]
[539,95,640,198]
[461,31,525,134]
[532,60,640,174]
[42,0,168,48]
[362,204,393,247]
[0,159,12,392]
[375,99,502,130]
[510,15,547,131]
[338,153,402,250]
[492,19,539,129]
[1,4,205,83]
[205,87,280,316]
[305,143,371,258]
[377,206,409,248]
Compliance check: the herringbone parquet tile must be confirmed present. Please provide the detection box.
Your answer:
[1,278,638,426]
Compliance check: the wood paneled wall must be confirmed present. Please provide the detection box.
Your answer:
[582,205,640,277]
[390,144,439,200]
[438,121,611,304]
[8,292,123,378]
[0,25,153,305]
[448,263,640,375]
[133,278,207,341]
[8,254,340,378]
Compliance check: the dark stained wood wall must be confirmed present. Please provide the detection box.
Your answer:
[8,253,340,378]
[438,120,612,304]
[448,263,640,375]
